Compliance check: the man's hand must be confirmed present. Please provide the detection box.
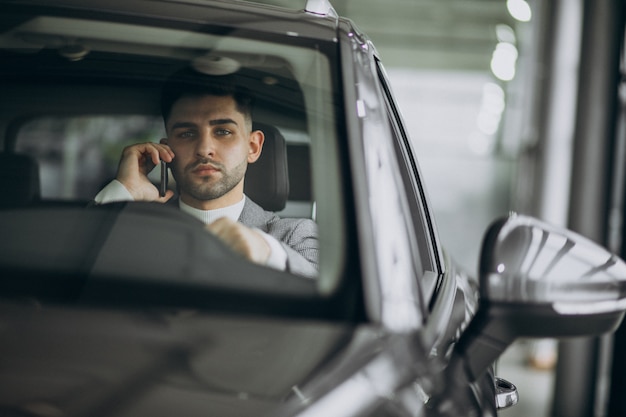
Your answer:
[116,142,175,202]
[206,217,271,264]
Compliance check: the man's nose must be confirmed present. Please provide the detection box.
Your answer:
[195,130,216,158]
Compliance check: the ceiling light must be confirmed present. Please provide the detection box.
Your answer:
[496,24,516,44]
[491,42,518,81]
[191,54,240,75]
[507,0,532,22]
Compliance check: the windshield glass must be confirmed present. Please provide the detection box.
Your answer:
[0,6,346,310]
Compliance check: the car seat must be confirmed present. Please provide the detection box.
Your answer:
[244,122,289,212]
[0,152,40,208]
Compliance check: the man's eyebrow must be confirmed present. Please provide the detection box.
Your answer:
[170,121,197,130]
[209,118,238,127]
[169,118,239,130]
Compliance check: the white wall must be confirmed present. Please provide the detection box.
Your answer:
[387,69,515,274]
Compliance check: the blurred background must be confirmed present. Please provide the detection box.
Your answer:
[334,2,551,415]
[262,1,626,416]
[334,0,542,283]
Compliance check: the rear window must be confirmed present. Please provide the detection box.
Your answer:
[16,116,163,200]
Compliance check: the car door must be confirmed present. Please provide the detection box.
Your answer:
[374,58,479,332]
[338,23,489,412]
[373,58,493,413]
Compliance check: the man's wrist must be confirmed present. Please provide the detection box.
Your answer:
[257,230,288,270]
[93,179,134,204]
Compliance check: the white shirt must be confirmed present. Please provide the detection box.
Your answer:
[94,180,287,270]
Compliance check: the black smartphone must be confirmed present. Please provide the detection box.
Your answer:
[159,160,168,197]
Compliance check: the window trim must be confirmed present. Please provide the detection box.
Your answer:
[374,58,445,304]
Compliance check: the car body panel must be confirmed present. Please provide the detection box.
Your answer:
[5,0,340,41]
[0,302,354,417]
[3,1,624,417]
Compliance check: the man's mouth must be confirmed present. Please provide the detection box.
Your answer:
[191,163,220,176]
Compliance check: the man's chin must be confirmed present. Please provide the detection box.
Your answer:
[186,185,229,202]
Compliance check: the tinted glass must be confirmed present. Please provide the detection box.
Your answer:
[0,5,347,301]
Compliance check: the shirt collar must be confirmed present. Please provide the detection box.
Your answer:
[178,195,246,224]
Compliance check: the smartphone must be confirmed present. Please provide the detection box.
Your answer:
[159,160,169,197]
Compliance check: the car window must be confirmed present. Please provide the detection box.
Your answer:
[375,59,444,307]
[342,41,428,329]
[14,116,317,219]
[0,7,349,309]
[15,116,163,200]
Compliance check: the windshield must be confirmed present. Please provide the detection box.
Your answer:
[0,5,347,313]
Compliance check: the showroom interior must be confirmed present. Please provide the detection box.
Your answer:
[266,1,626,416]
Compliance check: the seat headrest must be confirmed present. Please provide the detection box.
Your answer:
[0,152,41,208]
[244,122,289,212]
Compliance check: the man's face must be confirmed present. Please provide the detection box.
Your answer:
[163,94,263,209]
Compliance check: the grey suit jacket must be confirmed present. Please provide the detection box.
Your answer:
[166,197,318,278]
[237,198,318,278]
[92,181,317,276]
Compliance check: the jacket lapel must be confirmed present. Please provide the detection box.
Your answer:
[238,197,273,232]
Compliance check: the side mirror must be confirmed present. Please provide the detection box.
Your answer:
[455,213,626,383]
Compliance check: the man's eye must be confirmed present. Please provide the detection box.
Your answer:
[179,131,195,138]
[215,128,232,136]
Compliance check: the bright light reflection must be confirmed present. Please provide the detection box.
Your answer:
[477,112,501,135]
[482,82,506,113]
[468,132,495,155]
[507,0,532,22]
[496,24,516,44]
[293,354,399,416]
[469,82,505,154]
[554,298,626,315]
[491,42,518,81]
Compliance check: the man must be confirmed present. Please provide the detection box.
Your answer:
[95,71,318,277]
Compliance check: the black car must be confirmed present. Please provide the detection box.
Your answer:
[0,1,625,416]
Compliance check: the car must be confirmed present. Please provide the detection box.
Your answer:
[0,1,625,416]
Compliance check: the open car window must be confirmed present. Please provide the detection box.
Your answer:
[0,5,349,314]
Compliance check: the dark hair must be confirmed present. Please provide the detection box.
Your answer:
[160,68,254,128]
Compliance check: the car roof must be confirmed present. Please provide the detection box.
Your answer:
[1,0,342,41]
[0,0,350,137]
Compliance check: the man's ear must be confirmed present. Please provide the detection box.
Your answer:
[247,130,264,163]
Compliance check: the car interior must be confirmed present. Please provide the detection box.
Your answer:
[0,120,307,215]
[0,14,329,217]
[0,152,41,208]
[0,10,351,311]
